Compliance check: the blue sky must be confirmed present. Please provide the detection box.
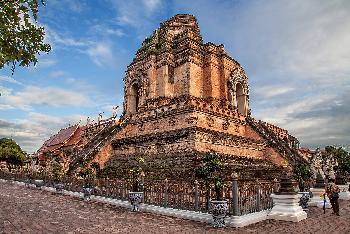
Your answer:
[1,0,350,153]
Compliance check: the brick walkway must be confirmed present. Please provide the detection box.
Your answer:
[1,182,350,234]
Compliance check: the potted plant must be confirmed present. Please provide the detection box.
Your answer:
[195,152,228,228]
[52,161,65,193]
[33,168,45,188]
[128,156,145,212]
[79,164,96,201]
[293,163,313,210]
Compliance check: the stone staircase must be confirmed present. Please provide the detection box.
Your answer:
[246,116,307,165]
[67,121,122,175]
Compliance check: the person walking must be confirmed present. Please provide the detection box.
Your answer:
[326,178,340,216]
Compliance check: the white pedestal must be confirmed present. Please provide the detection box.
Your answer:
[268,193,307,222]
[339,185,350,200]
[309,188,331,208]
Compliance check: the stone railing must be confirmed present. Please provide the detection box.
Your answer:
[247,117,307,165]
[259,121,289,139]
[67,123,122,175]
[0,171,277,216]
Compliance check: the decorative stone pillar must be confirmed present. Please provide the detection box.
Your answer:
[231,172,239,216]
[309,173,331,208]
[268,172,307,222]
[339,182,350,200]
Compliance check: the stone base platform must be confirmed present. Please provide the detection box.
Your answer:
[309,187,331,209]
[339,185,350,201]
[268,194,307,222]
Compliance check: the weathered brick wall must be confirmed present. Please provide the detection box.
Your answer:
[93,143,113,167]
[189,63,203,97]
[173,63,189,97]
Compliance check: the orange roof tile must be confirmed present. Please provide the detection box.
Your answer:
[38,125,79,154]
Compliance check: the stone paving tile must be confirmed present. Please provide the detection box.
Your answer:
[1,182,350,234]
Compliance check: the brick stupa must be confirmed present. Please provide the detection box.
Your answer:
[43,14,306,180]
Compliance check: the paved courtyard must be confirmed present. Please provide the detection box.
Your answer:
[1,182,350,234]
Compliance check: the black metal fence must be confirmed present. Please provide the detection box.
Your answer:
[0,170,277,216]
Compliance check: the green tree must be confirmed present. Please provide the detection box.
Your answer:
[293,163,313,191]
[0,0,51,73]
[51,160,64,182]
[0,138,26,168]
[325,146,350,175]
[195,152,224,203]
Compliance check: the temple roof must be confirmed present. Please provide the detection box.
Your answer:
[38,124,80,154]
[64,126,84,147]
[46,125,78,147]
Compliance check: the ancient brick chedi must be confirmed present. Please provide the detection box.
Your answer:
[42,14,306,180]
[101,14,305,179]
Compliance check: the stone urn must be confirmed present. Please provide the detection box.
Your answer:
[209,200,229,228]
[24,179,32,187]
[128,192,144,212]
[34,179,44,188]
[298,191,311,211]
[54,183,65,193]
[83,187,94,201]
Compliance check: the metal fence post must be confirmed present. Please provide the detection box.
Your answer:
[273,178,279,193]
[164,178,168,207]
[194,180,199,211]
[141,172,145,203]
[231,173,239,216]
[256,179,261,212]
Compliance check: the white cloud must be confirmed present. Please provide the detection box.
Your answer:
[0,104,14,110]
[48,0,87,13]
[87,42,114,67]
[0,112,87,153]
[257,93,336,125]
[36,58,57,68]
[48,70,66,79]
[45,26,93,49]
[106,28,125,37]
[143,0,162,12]
[1,85,91,110]
[90,24,125,37]
[255,86,295,98]
[0,75,23,85]
[111,0,164,30]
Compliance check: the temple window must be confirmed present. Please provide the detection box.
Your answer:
[128,83,139,114]
[235,83,247,116]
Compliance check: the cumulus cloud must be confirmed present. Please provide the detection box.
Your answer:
[46,27,92,48]
[0,76,23,85]
[111,0,164,32]
[0,112,86,153]
[87,42,115,67]
[36,58,57,68]
[143,0,162,12]
[48,0,88,13]
[48,70,66,79]
[90,24,125,37]
[255,92,350,148]
[0,85,91,110]
[254,86,295,98]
